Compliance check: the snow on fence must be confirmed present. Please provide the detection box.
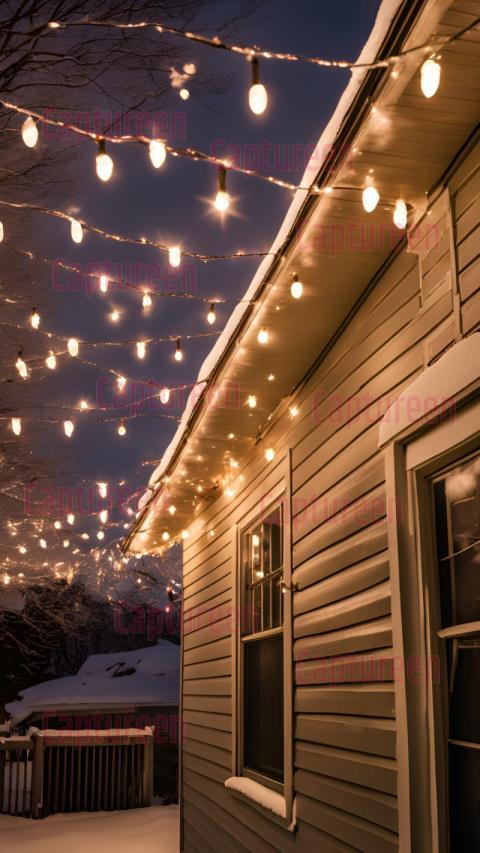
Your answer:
[0,728,154,819]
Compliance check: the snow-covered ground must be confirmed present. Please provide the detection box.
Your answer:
[0,805,179,853]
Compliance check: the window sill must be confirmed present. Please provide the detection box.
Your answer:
[224,777,296,832]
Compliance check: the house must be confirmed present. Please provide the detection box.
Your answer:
[125,0,480,850]
[6,640,180,801]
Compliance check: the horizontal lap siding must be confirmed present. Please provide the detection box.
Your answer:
[452,141,480,334]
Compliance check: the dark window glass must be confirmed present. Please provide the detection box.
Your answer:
[244,634,284,782]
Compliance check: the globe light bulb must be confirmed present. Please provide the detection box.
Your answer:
[45,351,57,370]
[393,199,408,229]
[265,447,275,462]
[16,351,28,379]
[181,529,190,540]
[63,420,74,437]
[183,63,196,75]
[21,116,39,148]
[142,292,152,310]
[421,58,441,99]
[160,387,170,405]
[168,505,176,516]
[67,337,79,357]
[30,308,40,329]
[247,394,257,409]
[40,539,47,549]
[289,405,299,417]
[54,520,62,530]
[257,327,269,344]
[79,400,89,410]
[96,140,114,182]
[67,513,75,525]
[118,421,127,436]
[110,309,120,322]
[179,88,190,100]
[149,139,167,169]
[174,339,183,362]
[207,303,216,325]
[117,376,126,391]
[70,218,83,244]
[362,184,379,214]
[169,246,181,268]
[0,222,4,242]
[249,83,268,115]
[215,190,230,211]
[136,341,146,359]
[99,274,109,293]
[97,530,105,540]
[63,538,70,548]
[162,531,170,541]
[11,417,21,436]
[290,274,303,299]
[99,509,108,524]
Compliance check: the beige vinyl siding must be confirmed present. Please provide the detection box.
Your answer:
[180,140,479,851]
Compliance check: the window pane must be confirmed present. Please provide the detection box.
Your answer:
[450,646,480,744]
[244,634,284,782]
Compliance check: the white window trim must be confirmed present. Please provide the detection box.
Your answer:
[229,450,294,827]
[381,358,480,853]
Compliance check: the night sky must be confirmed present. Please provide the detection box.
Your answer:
[47,0,381,548]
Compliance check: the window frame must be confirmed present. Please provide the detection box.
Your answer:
[233,454,293,819]
[384,394,480,853]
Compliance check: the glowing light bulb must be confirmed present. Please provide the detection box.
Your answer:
[181,529,190,540]
[362,182,379,213]
[179,88,190,100]
[142,292,152,310]
[421,58,441,98]
[184,63,196,75]
[393,199,408,230]
[30,308,40,329]
[45,352,57,370]
[54,520,62,530]
[79,400,89,410]
[70,218,83,244]
[290,274,303,299]
[67,513,75,525]
[136,341,147,360]
[40,539,47,549]
[289,405,299,418]
[99,274,109,293]
[117,376,126,391]
[225,487,235,498]
[0,222,3,242]
[265,447,275,462]
[248,57,267,115]
[97,530,105,540]
[19,545,27,555]
[207,303,216,325]
[11,417,21,436]
[118,421,127,436]
[149,139,167,169]
[247,394,257,409]
[67,338,79,357]
[168,505,176,515]
[16,351,28,379]
[81,533,90,540]
[110,309,120,322]
[174,339,183,362]
[21,116,38,148]
[162,531,170,542]
[63,420,74,437]
[160,387,170,404]
[215,190,230,211]
[98,483,108,499]
[257,327,269,345]
[99,509,108,524]
[96,140,113,181]
[63,538,70,548]
[169,246,181,268]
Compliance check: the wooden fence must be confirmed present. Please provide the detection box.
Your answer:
[0,728,154,819]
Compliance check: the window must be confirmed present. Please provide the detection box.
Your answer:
[240,503,285,787]
[432,453,480,849]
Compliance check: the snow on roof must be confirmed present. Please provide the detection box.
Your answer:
[132,0,403,520]
[6,640,180,725]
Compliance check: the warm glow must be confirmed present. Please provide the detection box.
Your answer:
[45,352,57,370]
[181,529,190,540]
[168,505,176,515]
[67,513,75,525]
[162,531,170,541]
[249,83,268,115]
[214,190,230,212]
[67,338,79,357]
[96,150,114,182]
[179,88,190,100]
[174,339,183,362]
[80,400,89,410]
[63,539,70,548]
[110,309,120,322]
[160,387,170,404]
[257,327,269,345]
[118,421,127,436]
[289,405,299,417]
[100,274,109,293]
[0,222,4,242]
[97,530,105,540]
[421,58,441,98]
[11,417,21,436]
[247,394,257,408]
[70,218,83,244]
[63,420,74,437]
[40,539,47,549]
[30,309,40,329]
[393,199,408,229]
[99,509,108,524]
[136,341,147,359]
[207,303,216,325]
[117,376,126,391]
[169,246,181,268]
[142,292,152,309]
[362,183,379,213]
[21,116,39,148]
[149,139,167,169]
[98,482,108,499]
[265,447,275,462]
[16,354,28,379]
[290,274,303,299]
[54,520,62,530]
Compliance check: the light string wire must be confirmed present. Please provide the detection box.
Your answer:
[0,198,273,262]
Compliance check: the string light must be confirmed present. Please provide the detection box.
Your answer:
[289,405,299,417]
[97,530,105,540]
[100,274,109,293]
[214,166,230,211]
[174,339,183,362]
[96,139,114,182]
[11,417,22,436]
[70,218,83,244]
[98,483,108,499]
[39,539,47,549]
[169,246,181,268]
[21,116,38,148]
[16,350,28,379]
[162,531,170,542]
[265,447,275,462]
[257,327,269,344]
[149,139,167,169]
[181,530,190,540]
[290,273,303,299]
[362,177,380,213]
[247,394,257,408]
[45,351,57,369]
[393,199,408,229]
[136,341,147,360]
[67,513,75,525]
[79,400,89,410]
[0,222,3,242]
[421,58,441,98]
[30,308,40,329]
[179,88,190,100]
[110,309,120,322]
[63,420,74,437]
[168,505,176,515]
[249,57,268,115]
[118,420,127,436]
[142,292,152,310]
[117,376,126,391]
[54,521,62,530]
[99,509,108,524]
[160,387,170,404]
[63,539,70,548]
[67,337,79,357]
[207,303,216,325]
